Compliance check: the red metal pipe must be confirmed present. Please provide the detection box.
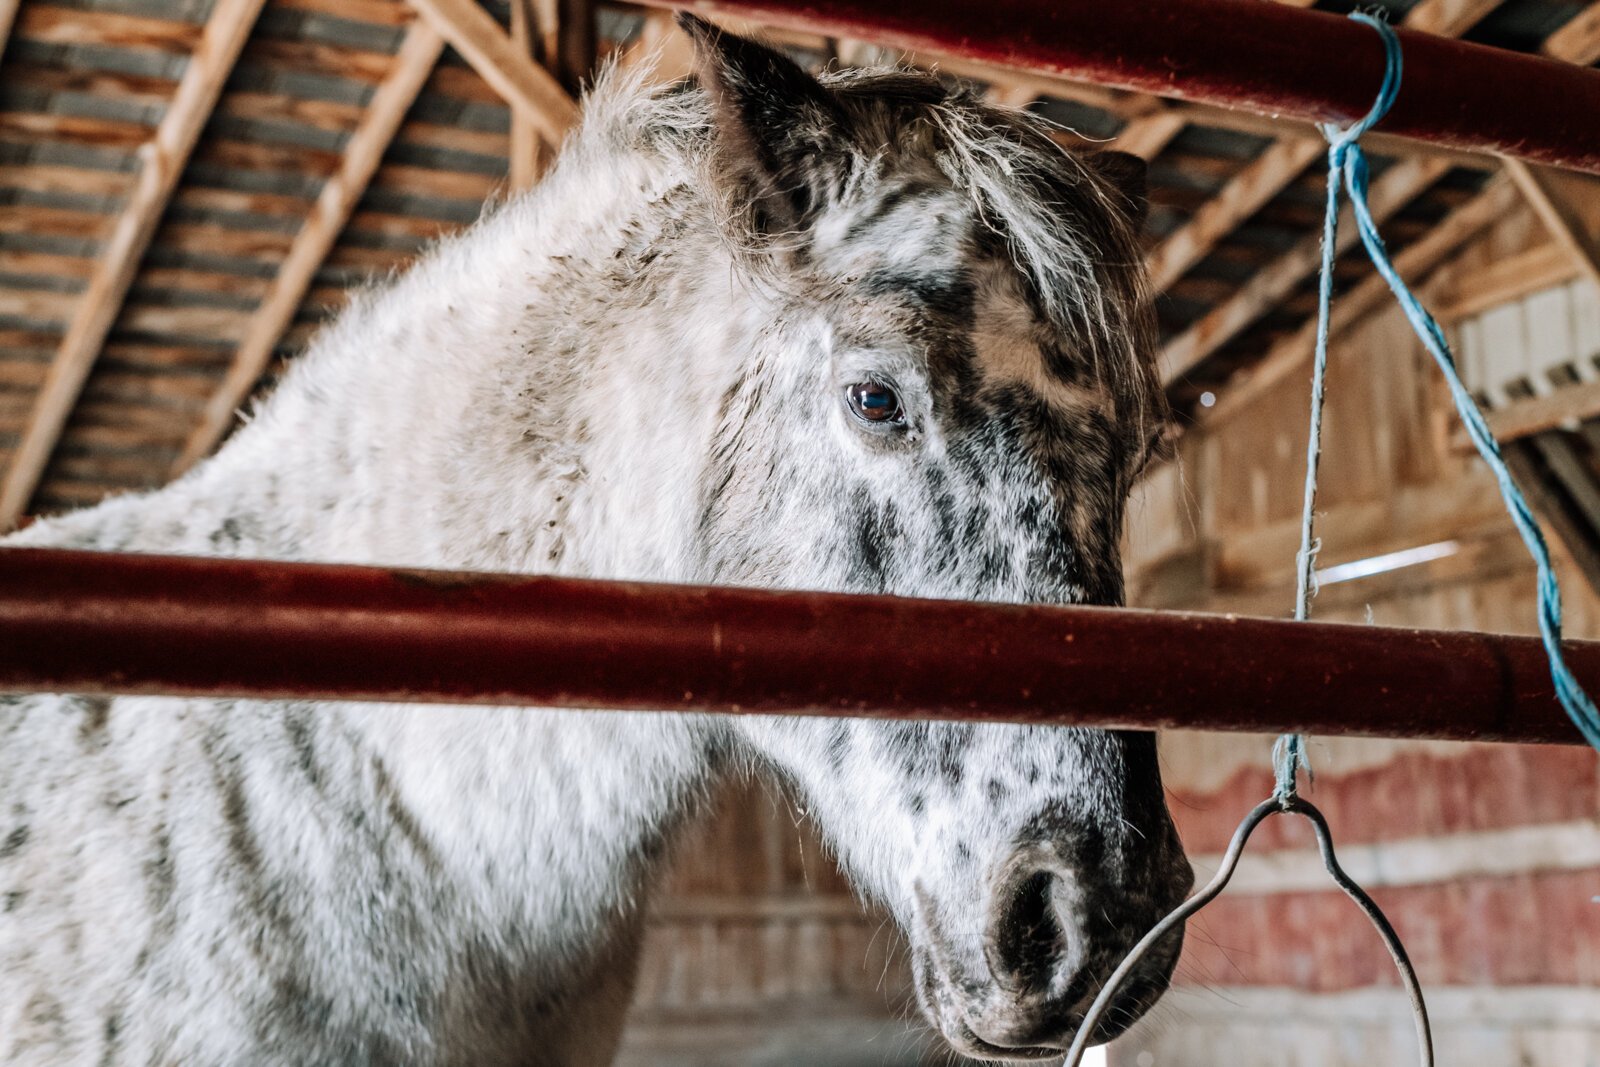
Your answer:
[649,0,1600,175]
[0,547,1588,745]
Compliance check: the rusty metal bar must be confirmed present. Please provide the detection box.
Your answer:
[0,547,1589,745]
[643,0,1600,176]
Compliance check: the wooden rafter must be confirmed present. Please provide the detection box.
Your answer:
[618,8,695,82]
[983,83,1039,109]
[1142,0,1501,304]
[0,0,267,531]
[1545,0,1600,66]
[1201,177,1518,425]
[508,0,549,190]
[1111,110,1187,162]
[1432,243,1577,322]
[0,0,19,62]
[1481,382,1600,445]
[1499,5,1600,302]
[172,23,448,475]
[1506,161,1600,293]
[1161,155,1455,386]
[407,0,578,146]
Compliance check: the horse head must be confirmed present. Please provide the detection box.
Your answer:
[674,18,1194,1058]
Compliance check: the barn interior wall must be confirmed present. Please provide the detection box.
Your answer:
[614,779,941,1067]
[1116,205,1600,1065]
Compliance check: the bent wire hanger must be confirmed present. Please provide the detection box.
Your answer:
[1061,794,1434,1066]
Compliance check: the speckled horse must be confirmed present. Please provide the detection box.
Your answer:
[1,19,1191,1065]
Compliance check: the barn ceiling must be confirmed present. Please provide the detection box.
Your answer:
[0,0,1598,528]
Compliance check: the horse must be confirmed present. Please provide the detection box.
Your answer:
[0,17,1191,1065]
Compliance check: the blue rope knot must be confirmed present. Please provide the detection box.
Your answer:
[1276,12,1600,804]
[1320,12,1404,153]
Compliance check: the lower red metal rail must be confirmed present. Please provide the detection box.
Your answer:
[0,548,1587,745]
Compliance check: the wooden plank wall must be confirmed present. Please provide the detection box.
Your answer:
[1115,202,1600,1064]
[615,778,941,1067]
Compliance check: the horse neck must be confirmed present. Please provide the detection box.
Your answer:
[157,153,753,588]
[6,123,746,991]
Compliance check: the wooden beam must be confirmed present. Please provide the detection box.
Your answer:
[1504,160,1600,292]
[1142,0,1500,299]
[983,82,1040,108]
[618,8,696,81]
[1201,176,1517,425]
[1403,0,1504,35]
[1506,439,1600,598]
[1475,380,1600,444]
[1161,155,1454,386]
[0,0,20,63]
[1487,2,1600,371]
[1546,1,1600,66]
[172,24,447,475]
[407,0,577,146]
[0,0,266,531]
[508,0,549,190]
[1112,109,1187,160]
[1431,242,1578,322]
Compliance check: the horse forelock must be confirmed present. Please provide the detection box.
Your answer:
[574,61,1164,474]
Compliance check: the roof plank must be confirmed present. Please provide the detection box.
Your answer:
[14,4,202,53]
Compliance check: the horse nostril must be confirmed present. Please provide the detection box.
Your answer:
[984,868,1068,996]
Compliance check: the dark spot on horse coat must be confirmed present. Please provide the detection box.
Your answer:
[861,269,976,322]
[144,830,176,914]
[77,697,112,747]
[3,889,24,912]
[986,778,1008,804]
[370,754,441,874]
[936,731,969,787]
[209,517,243,550]
[284,712,322,791]
[100,1012,122,1064]
[0,823,28,859]
[824,724,850,776]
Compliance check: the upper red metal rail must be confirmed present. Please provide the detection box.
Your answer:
[647,0,1600,175]
[0,547,1587,745]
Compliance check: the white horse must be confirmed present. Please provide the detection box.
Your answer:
[0,18,1191,1065]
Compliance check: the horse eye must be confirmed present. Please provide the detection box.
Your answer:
[845,381,905,425]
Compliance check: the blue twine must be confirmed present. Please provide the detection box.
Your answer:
[1275,12,1600,800]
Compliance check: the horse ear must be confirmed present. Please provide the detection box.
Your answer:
[677,13,852,234]
[1087,150,1149,229]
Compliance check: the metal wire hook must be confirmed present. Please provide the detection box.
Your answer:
[1061,794,1434,1066]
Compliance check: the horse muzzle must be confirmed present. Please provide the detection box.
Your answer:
[909,842,1191,1061]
